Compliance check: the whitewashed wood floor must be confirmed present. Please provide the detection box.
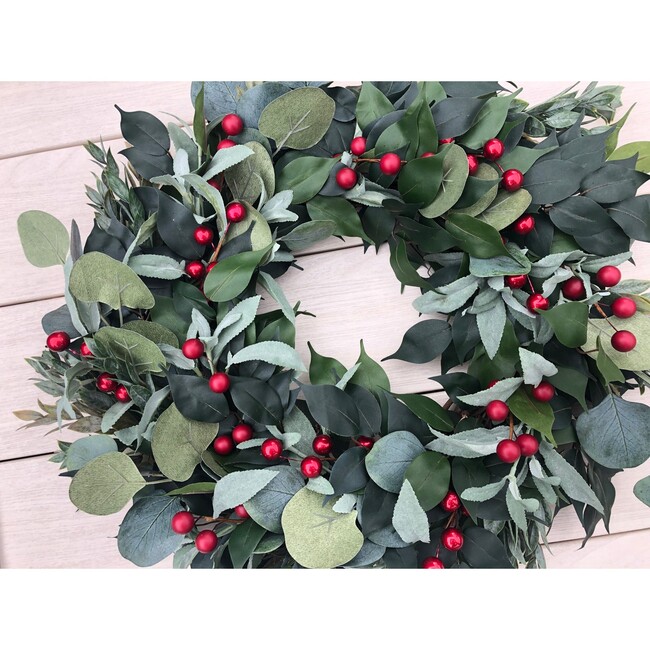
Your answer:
[1,82,649,568]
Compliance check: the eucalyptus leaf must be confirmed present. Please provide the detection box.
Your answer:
[392,479,430,544]
[17,210,69,267]
[213,469,279,515]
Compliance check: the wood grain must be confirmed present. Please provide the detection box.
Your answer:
[0,82,191,159]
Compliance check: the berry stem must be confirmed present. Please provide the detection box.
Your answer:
[209,222,231,264]
[527,276,535,293]
[509,413,514,440]
[594,303,619,332]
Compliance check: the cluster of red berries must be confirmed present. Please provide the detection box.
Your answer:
[486,379,554,427]
[496,433,539,464]
[473,138,524,192]
[214,112,244,152]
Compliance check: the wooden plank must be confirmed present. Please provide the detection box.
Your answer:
[545,528,650,568]
[0,452,647,568]
[0,82,191,159]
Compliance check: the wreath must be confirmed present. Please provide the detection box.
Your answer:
[16,81,650,569]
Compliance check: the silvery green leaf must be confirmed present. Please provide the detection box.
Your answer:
[575,271,594,299]
[160,344,195,370]
[254,533,285,555]
[272,250,296,263]
[344,539,386,567]
[477,299,506,360]
[487,276,505,291]
[532,476,559,505]
[123,213,158,265]
[262,190,293,213]
[413,276,478,314]
[283,407,317,457]
[532,315,554,345]
[538,440,604,513]
[101,399,133,433]
[258,271,296,325]
[581,252,632,272]
[392,479,430,544]
[529,456,561,486]
[457,378,523,407]
[228,341,306,372]
[63,256,89,336]
[542,267,573,296]
[508,306,535,332]
[469,244,532,277]
[191,308,212,339]
[266,425,301,449]
[343,178,391,207]
[530,251,579,278]
[506,489,528,531]
[168,123,199,171]
[116,426,139,446]
[173,544,199,569]
[501,288,531,315]
[519,348,558,387]
[460,478,507,502]
[426,426,509,458]
[203,145,254,180]
[236,439,264,450]
[333,493,357,514]
[336,363,361,390]
[182,174,226,219]
[213,469,280,515]
[149,175,191,205]
[521,497,540,512]
[614,279,650,295]
[137,386,171,438]
[173,147,190,177]
[307,477,335,495]
[468,287,500,314]
[128,254,186,280]
[211,296,261,361]
[341,151,353,167]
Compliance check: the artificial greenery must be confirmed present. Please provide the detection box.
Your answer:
[15,80,650,569]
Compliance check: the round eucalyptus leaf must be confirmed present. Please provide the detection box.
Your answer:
[584,313,650,370]
[122,319,179,347]
[226,202,273,252]
[453,164,500,217]
[478,188,532,231]
[225,141,275,205]
[18,210,69,267]
[281,487,363,568]
[420,145,470,218]
[94,327,166,375]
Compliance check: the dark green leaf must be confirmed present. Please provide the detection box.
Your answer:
[349,340,390,394]
[168,374,229,423]
[431,97,486,139]
[361,481,398,535]
[394,393,454,432]
[302,384,360,437]
[307,342,346,385]
[445,213,510,259]
[389,237,430,289]
[461,526,513,568]
[157,191,204,259]
[357,83,394,130]
[452,457,490,521]
[633,476,650,507]
[228,519,267,568]
[116,106,169,156]
[523,160,584,204]
[203,246,270,303]
[276,156,337,203]
[404,451,450,510]
[306,195,368,241]
[540,302,588,348]
[581,162,647,203]
[120,147,173,181]
[398,154,446,205]
[549,367,588,410]
[608,196,650,241]
[229,377,283,425]
[329,447,369,495]
[508,386,555,441]
[383,318,452,364]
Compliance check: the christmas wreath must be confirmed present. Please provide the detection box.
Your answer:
[16,81,650,569]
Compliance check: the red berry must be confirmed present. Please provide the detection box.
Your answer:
[379,152,402,175]
[206,261,217,273]
[312,434,333,456]
[301,456,323,479]
[195,530,218,554]
[208,372,230,393]
[217,138,236,150]
[232,423,254,444]
[562,277,586,300]
[213,436,234,455]
[497,439,521,463]
[527,293,549,313]
[96,372,118,393]
[80,341,93,357]
[512,214,535,236]
[194,225,214,246]
[261,438,283,460]
[335,167,358,190]
[350,137,366,156]
[171,511,195,534]
[226,201,246,223]
[114,385,131,403]
[487,379,499,388]
[505,274,527,290]
[532,381,555,403]
[234,505,250,519]
[46,331,70,352]
[441,527,464,551]
[222,113,244,136]
[440,491,461,512]
[439,138,455,145]
[611,297,637,319]
[207,177,222,190]
[501,169,524,192]
[611,330,636,352]
[483,138,505,161]
[356,435,374,450]
[516,433,539,457]
[422,556,445,569]
[467,154,480,175]
[596,265,622,288]
[420,152,435,158]
[182,338,204,359]
[185,260,205,280]
[486,400,509,423]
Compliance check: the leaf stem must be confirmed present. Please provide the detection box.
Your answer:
[209,222,230,264]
